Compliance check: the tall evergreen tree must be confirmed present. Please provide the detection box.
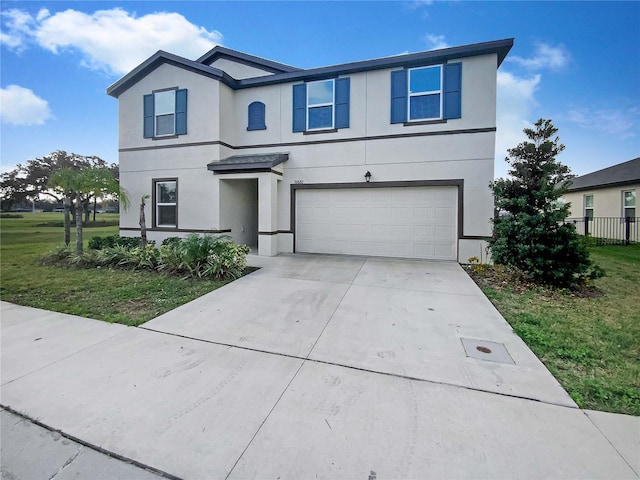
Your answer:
[489,119,598,286]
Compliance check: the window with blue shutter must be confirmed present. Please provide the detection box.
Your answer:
[390,70,407,124]
[143,94,154,138]
[307,79,334,129]
[292,78,350,132]
[292,84,306,132]
[335,78,350,129]
[247,101,266,131]
[391,63,461,123]
[143,88,187,138]
[408,65,442,121]
[443,63,462,119]
[175,89,187,135]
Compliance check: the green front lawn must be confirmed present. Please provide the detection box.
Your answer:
[0,213,232,326]
[468,244,640,416]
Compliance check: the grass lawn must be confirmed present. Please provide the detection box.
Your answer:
[0,212,234,326]
[467,244,640,416]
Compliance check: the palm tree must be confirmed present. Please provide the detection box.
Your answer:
[49,167,129,253]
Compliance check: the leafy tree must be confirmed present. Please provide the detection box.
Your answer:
[1,150,119,244]
[49,167,128,253]
[489,119,599,287]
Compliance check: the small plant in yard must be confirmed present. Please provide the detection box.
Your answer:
[467,256,486,274]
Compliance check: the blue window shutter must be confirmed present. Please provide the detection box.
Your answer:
[335,77,350,129]
[175,89,187,135]
[390,70,407,124]
[292,83,306,132]
[443,63,462,119]
[143,94,154,138]
[247,101,266,131]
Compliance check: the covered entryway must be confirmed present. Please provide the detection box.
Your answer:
[208,153,288,256]
[295,185,458,260]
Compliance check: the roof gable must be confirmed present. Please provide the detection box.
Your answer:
[106,50,236,98]
[568,157,640,191]
[197,46,301,74]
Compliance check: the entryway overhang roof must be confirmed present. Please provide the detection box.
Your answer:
[207,153,288,174]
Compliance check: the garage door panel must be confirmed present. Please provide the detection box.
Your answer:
[296,186,457,260]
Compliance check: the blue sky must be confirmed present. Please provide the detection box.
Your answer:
[1,1,639,179]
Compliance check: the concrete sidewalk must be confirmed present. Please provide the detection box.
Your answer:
[1,254,639,479]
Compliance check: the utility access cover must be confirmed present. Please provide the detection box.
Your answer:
[461,338,515,365]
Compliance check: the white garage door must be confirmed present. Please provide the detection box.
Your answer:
[295,186,458,260]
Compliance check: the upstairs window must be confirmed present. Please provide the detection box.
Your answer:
[409,65,442,120]
[307,79,335,129]
[623,190,636,218]
[144,89,187,138]
[247,101,266,131]
[391,63,461,124]
[154,179,177,228]
[584,194,594,219]
[154,90,176,136]
[292,78,350,132]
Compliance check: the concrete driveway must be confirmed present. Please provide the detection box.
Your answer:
[2,254,638,479]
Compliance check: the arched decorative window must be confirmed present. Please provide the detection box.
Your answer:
[247,101,266,131]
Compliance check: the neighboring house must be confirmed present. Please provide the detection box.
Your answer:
[564,158,639,220]
[107,38,513,262]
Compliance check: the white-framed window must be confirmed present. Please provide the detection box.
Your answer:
[154,90,176,136]
[154,179,177,228]
[408,65,443,121]
[584,194,594,219]
[306,79,334,130]
[623,189,636,218]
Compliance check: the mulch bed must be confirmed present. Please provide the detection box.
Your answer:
[463,264,603,299]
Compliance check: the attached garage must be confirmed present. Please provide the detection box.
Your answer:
[295,185,458,260]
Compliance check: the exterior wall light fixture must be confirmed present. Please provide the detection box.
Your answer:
[364,171,372,183]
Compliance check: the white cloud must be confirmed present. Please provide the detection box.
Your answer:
[0,8,36,51]
[0,85,53,126]
[509,42,570,71]
[423,34,449,51]
[495,71,541,177]
[1,8,223,75]
[566,106,639,139]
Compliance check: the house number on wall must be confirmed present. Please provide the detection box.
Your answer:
[294,180,304,184]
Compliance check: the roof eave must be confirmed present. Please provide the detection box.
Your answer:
[107,38,514,97]
[567,179,640,192]
[235,38,513,89]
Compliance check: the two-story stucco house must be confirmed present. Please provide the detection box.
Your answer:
[107,38,513,262]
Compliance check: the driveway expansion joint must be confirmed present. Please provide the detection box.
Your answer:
[583,410,640,477]
[0,404,184,480]
[137,326,580,410]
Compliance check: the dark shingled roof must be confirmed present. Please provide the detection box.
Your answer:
[207,153,288,173]
[567,157,640,192]
[107,38,513,97]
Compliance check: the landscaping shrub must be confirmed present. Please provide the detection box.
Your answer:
[159,234,250,280]
[88,235,144,250]
[43,234,250,280]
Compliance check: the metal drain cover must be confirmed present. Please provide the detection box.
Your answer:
[460,338,515,365]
